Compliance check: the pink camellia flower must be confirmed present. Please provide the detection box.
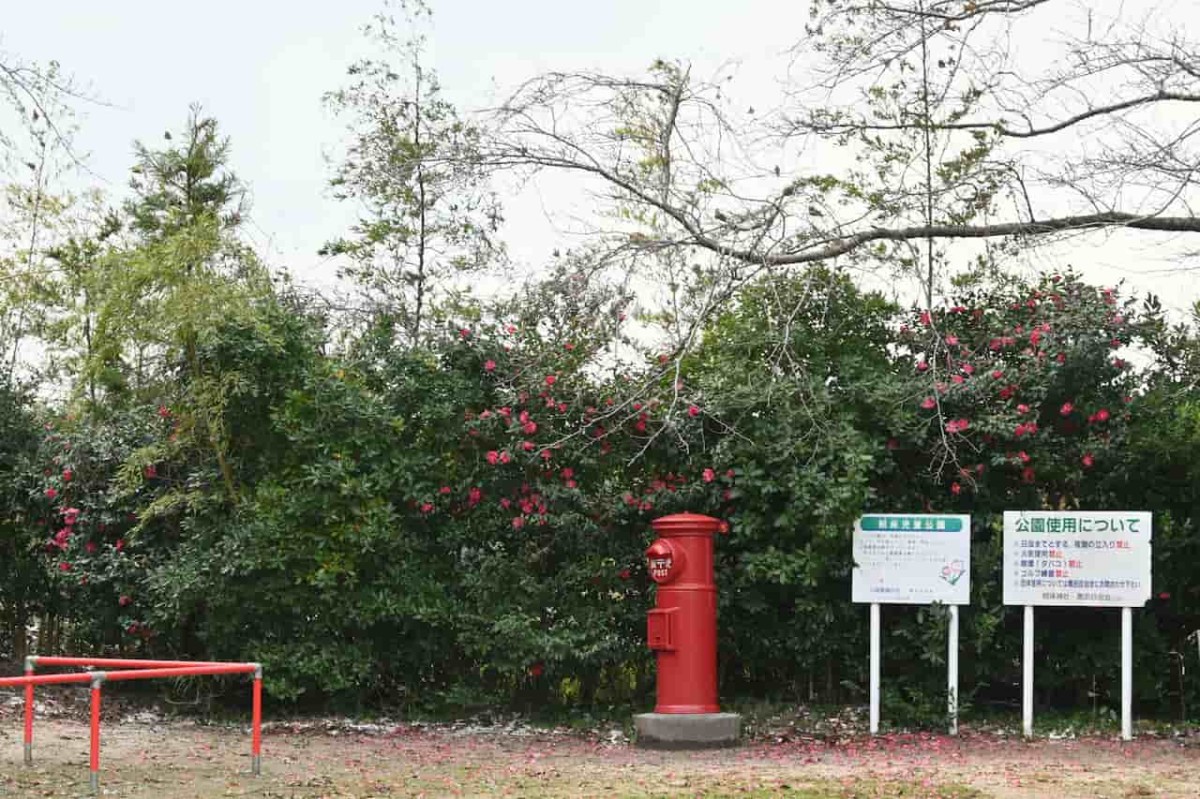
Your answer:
[1030,330,1042,346]
[459,328,471,338]
[506,324,517,334]
[1112,358,1127,368]
[561,468,575,479]
[158,405,171,419]
[544,375,557,386]
[486,451,500,465]
[916,361,929,373]
[991,370,1003,380]
[702,468,716,483]
[85,541,97,554]
[945,335,959,346]
[484,360,497,372]
[512,516,525,529]
[688,405,701,417]
[540,449,552,461]
[920,396,936,409]
[1094,408,1111,423]
[1081,453,1095,469]
[467,487,483,506]
[438,486,452,495]
[518,409,530,424]
[62,507,81,525]
[420,502,434,513]
[479,410,493,420]
[119,595,132,607]
[952,375,965,385]
[919,311,932,327]
[950,482,962,495]
[1021,467,1036,483]
[500,498,512,510]
[962,364,975,375]
[564,342,575,351]
[1018,451,1031,464]
[144,464,158,479]
[115,539,125,552]
[522,421,538,435]
[565,479,577,489]
[58,562,71,572]
[1017,404,1031,415]
[1159,592,1171,601]
[945,418,970,434]
[499,451,512,464]
[1055,352,1066,364]
[45,487,58,500]
[522,441,535,451]
[639,500,653,512]
[1060,402,1074,416]
[951,305,966,314]
[62,469,73,482]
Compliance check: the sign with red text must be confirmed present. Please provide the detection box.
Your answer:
[1003,511,1152,607]
[852,514,971,605]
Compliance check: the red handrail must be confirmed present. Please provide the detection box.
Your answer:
[6,656,262,794]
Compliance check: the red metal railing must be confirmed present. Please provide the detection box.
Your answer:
[2,655,262,795]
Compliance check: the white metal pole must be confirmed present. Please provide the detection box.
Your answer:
[1122,607,1133,741]
[870,603,881,735]
[948,605,959,735]
[1023,605,1034,738]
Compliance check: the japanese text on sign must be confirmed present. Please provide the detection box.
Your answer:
[1002,511,1152,607]
[852,515,971,605]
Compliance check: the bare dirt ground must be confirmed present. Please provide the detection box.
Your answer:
[2,715,1200,799]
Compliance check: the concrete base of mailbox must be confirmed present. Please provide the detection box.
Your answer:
[633,713,742,749]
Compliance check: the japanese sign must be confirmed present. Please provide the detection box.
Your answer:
[852,514,971,605]
[1003,511,1152,607]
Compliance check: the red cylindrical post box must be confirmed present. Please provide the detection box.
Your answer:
[645,512,728,714]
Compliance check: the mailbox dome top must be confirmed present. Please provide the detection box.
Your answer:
[651,512,728,537]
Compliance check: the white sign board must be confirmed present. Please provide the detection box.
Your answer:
[852,514,971,605]
[1003,511,1152,607]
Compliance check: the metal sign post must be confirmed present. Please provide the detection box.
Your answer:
[853,514,971,736]
[869,603,881,734]
[1004,511,1151,741]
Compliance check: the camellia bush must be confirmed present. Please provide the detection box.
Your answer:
[5,265,1200,725]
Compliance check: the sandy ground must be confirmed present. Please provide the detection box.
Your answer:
[1,716,1199,798]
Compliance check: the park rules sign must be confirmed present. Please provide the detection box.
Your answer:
[852,514,971,605]
[1003,511,1152,607]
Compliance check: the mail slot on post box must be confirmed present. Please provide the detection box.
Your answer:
[643,512,729,715]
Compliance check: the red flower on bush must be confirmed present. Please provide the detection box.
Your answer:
[115,539,125,552]
[499,451,512,464]
[58,562,71,572]
[420,502,434,514]
[544,375,557,386]
[1060,402,1074,416]
[45,487,58,500]
[688,405,701,417]
[438,486,452,495]
[917,361,929,373]
[484,360,496,372]
[522,440,535,451]
[486,450,500,465]
[945,418,970,434]
[1017,404,1030,415]
[62,469,73,482]
[1021,467,1036,483]
[702,468,716,483]
[522,421,538,435]
[512,517,525,529]
[1159,592,1171,601]
[950,482,962,495]
[945,334,959,346]
[1081,453,1095,468]
[619,569,631,581]
[158,405,171,419]
[1093,408,1110,423]
[527,662,544,677]
[62,507,80,525]
[1018,451,1031,464]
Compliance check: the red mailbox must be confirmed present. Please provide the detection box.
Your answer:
[645,512,729,714]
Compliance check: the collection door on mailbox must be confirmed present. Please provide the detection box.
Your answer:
[644,512,728,714]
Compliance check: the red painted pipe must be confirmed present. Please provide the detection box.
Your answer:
[33,656,253,670]
[0,672,96,687]
[23,666,32,765]
[89,681,101,794]
[101,664,256,682]
[252,675,262,776]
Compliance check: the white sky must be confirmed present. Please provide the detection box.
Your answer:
[4,0,1200,316]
